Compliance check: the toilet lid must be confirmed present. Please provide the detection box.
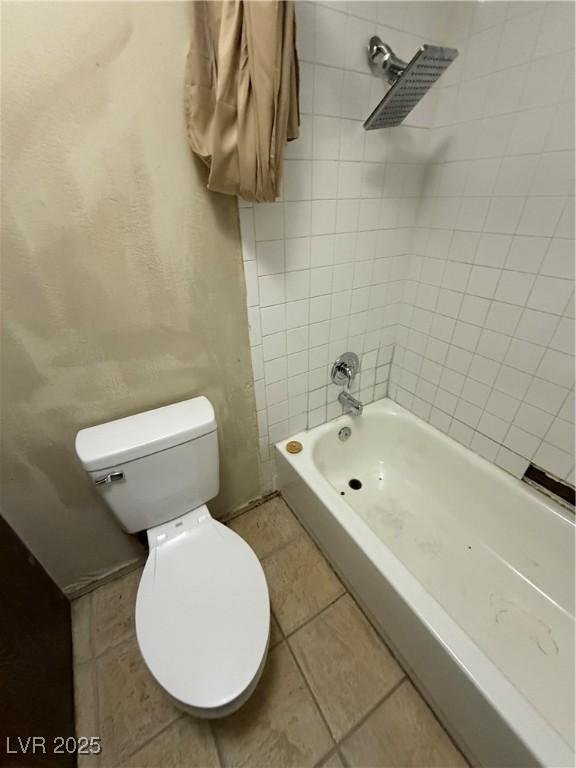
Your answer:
[135,518,269,711]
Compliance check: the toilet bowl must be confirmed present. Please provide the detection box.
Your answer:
[75,396,269,717]
[136,506,269,717]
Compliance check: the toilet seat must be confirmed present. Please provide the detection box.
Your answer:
[135,506,270,717]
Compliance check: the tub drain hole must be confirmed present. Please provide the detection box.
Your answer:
[349,478,362,490]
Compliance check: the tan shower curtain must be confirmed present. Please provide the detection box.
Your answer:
[185,0,299,203]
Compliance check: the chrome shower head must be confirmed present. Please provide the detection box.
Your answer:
[364,36,458,130]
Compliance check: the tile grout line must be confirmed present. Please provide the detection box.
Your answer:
[284,634,338,755]
[259,521,340,752]
[210,719,227,768]
[279,495,418,691]
[335,675,408,750]
[312,745,341,768]
[339,746,352,768]
[258,529,308,565]
[283,589,347,640]
[232,500,346,760]
[268,594,338,762]
[334,747,347,767]
[112,713,184,768]
[270,519,410,754]
[92,637,133,663]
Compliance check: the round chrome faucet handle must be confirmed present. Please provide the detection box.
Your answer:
[331,352,360,389]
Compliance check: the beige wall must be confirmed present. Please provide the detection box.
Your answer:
[1,2,261,594]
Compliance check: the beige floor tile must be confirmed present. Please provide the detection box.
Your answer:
[123,717,220,768]
[74,662,102,768]
[74,661,98,737]
[228,496,302,560]
[340,680,468,768]
[270,614,283,648]
[318,750,345,768]
[96,637,180,764]
[289,594,404,741]
[212,643,333,768]
[72,594,93,663]
[92,568,142,656]
[262,536,344,634]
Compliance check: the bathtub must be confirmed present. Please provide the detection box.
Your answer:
[276,398,575,768]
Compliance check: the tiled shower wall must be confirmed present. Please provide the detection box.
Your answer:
[239,0,575,491]
[239,1,463,490]
[390,0,575,483]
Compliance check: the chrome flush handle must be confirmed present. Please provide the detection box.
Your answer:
[94,471,125,486]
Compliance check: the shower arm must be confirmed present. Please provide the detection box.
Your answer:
[367,36,407,84]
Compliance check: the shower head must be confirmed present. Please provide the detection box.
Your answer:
[364,36,458,130]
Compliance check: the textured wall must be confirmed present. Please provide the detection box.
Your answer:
[1,2,260,593]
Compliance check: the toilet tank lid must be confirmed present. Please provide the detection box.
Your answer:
[75,396,216,472]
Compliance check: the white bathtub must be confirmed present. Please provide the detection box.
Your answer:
[276,398,575,768]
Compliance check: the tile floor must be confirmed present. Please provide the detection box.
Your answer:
[72,496,468,768]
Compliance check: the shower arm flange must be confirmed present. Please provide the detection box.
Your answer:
[367,36,407,84]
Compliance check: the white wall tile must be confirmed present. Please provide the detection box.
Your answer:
[494,270,535,305]
[241,0,574,491]
[315,5,347,67]
[254,203,284,240]
[314,65,344,117]
[313,115,341,159]
[312,161,339,199]
[285,201,312,238]
[284,161,312,201]
[256,240,285,275]
[533,441,573,478]
[540,238,574,279]
[504,235,548,273]
[537,349,575,389]
[517,197,565,237]
[527,275,573,315]
[524,377,569,415]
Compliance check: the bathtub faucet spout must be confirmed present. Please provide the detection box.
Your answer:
[338,389,364,416]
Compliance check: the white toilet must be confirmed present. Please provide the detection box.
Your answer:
[75,396,270,718]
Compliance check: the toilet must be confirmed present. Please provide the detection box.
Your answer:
[75,396,270,718]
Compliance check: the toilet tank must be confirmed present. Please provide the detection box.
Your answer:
[75,397,219,533]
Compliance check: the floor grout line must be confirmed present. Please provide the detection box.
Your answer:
[284,590,347,640]
[279,494,413,676]
[112,713,183,768]
[312,744,340,768]
[91,630,138,663]
[255,504,342,752]
[257,528,308,565]
[210,719,226,768]
[284,637,338,755]
[339,746,351,768]
[336,676,408,749]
